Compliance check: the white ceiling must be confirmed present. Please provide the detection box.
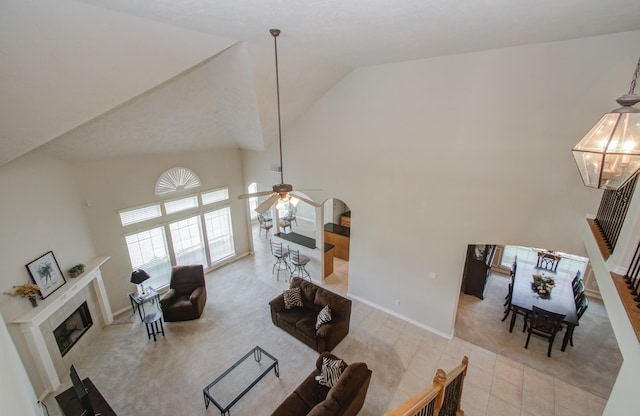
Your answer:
[1,0,639,165]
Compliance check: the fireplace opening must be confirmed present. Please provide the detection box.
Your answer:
[54,302,93,356]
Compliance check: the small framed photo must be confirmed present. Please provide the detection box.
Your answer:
[26,251,66,299]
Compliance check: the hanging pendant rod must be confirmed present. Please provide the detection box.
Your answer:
[270,28,285,185]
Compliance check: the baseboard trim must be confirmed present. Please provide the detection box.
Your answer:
[347,293,454,340]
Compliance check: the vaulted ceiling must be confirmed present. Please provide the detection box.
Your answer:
[1,0,639,166]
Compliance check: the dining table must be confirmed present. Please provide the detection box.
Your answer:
[508,261,578,352]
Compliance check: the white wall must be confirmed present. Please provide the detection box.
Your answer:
[244,31,640,335]
[0,152,95,395]
[0,152,96,318]
[72,149,252,313]
[584,226,640,416]
[0,314,39,415]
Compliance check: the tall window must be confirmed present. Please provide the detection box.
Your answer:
[248,183,258,220]
[124,227,171,289]
[204,207,234,262]
[120,184,235,290]
[169,216,206,266]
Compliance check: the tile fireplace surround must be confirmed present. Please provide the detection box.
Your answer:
[9,257,112,395]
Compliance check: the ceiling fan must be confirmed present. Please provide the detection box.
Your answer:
[238,29,321,214]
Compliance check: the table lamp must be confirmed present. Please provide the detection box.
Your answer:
[130,269,151,295]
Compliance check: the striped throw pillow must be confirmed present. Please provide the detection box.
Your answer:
[315,305,332,329]
[317,357,344,387]
[283,287,303,309]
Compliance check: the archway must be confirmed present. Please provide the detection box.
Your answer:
[322,198,351,293]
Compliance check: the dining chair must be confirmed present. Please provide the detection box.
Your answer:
[503,275,512,307]
[504,263,516,306]
[270,240,291,281]
[501,274,515,321]
[502,264,527,324]
[283,205,298,227]
[572,270,582,291]
[566,294,590,347]
[257,214,273,238]
[524,306,566,357]
[279,218,292,233]
[573,279,585,303]
[288,247,311,281]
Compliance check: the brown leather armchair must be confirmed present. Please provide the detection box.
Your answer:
[160,265,207,322]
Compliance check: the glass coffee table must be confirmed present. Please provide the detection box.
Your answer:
[203,346,279,415]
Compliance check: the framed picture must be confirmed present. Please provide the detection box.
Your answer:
[26,251,66,299]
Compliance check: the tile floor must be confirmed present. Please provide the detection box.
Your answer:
[256,222,607,416]
[366,314,607,416]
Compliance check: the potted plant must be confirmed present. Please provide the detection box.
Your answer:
[4,283,41,307]
[68,264,86,278]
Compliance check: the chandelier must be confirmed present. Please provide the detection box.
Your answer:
[572,56,640,190]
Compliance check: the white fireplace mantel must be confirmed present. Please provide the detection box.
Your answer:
[10,256,112,392]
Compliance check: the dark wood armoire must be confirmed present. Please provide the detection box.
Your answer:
[462,244,496,300]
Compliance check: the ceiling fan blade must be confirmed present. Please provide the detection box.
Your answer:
[255,194,280,214]
[290,193,322,207]
[237,190,275,200]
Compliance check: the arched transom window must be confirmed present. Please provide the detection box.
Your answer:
[155,167,201,195]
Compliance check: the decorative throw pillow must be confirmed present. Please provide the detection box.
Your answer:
[315,357,344,387]
[283,287,303,309]
[315,305,332,329]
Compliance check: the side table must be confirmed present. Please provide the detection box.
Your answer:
[143,312,165,342]
[129,288,161,321]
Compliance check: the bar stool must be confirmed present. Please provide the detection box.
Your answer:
[143,312,165,342]
[270,240,291,281]
[289,247,311,281]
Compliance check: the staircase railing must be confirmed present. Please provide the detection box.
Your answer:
[385,356,469,416]
[594,174,637,253]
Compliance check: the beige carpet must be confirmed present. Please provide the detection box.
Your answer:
[455,269,622,399]
[43,260,406,416]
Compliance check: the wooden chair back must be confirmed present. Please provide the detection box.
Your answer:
[525,306,566,357]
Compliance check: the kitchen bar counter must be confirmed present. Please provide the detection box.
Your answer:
[324,223,350,238]
[275,232,335,278]
[275,232,334,252]
[276,232,315,249]
[324,223,350,261]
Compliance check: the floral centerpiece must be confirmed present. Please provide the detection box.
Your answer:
[4,283,41,307]
[532,273,555,297]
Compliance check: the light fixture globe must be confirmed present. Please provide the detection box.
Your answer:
[273,183,292,210]
[572,106,640,190]
[573,57,640,190]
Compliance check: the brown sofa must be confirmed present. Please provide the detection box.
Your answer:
[271,352,372,416]
[160,264,207,322]
[269,277,352,353]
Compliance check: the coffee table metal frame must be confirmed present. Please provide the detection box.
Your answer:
[203,346,279,415]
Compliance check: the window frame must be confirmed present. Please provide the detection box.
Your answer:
[120,186,235,291]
